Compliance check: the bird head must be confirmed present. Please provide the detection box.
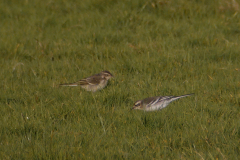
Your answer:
[132,100,142,110]
[101,70,114,80]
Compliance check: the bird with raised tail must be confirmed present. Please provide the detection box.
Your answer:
[132,93,194,111]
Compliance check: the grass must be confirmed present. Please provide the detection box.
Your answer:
[0,0,240,159]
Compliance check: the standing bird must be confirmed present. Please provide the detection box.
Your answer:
[59,70,113,92]
[132,93,194,111]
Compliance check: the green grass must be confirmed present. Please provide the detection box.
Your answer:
[1,0,240,159]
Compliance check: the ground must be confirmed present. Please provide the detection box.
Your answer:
[0,0,240,159]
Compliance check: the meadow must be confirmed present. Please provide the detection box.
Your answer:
[0,0,240,159]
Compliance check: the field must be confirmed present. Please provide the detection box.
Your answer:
[1,0,240,159]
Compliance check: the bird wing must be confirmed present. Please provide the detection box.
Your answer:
[78,75,102,85]
[145,96,173,108]
[59,72,103,86]
[147,94,193,109]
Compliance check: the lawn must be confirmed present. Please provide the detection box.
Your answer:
[0,0,240,159]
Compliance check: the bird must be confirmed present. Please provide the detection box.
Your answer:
[132,93,194,111]
[59,70,114,92]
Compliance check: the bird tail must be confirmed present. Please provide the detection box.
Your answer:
[171,93,194,101]
[59,82,78,86]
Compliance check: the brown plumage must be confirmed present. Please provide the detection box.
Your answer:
[59,70,113,92]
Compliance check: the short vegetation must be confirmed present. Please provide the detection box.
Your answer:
[0,0,240,159]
